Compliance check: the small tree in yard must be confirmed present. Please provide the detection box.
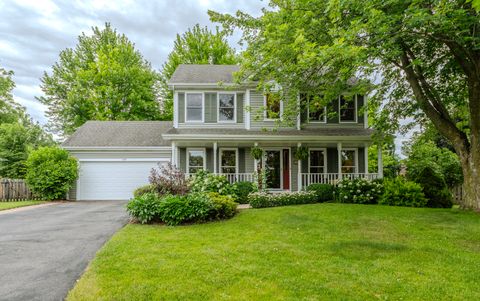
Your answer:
[25,146,78,200]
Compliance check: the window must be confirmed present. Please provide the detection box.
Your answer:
[218,93,236,122]
[339,96,356,122]
[220,149,238,174]
[186,93,203,122]
[341,149,357,173]
[264,93,281,120]
[309,149,326,173]
[187,149,205,174]
[308,96,326,123]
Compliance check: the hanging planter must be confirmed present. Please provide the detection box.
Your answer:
[250,146,263,160]
[294,146,309,161]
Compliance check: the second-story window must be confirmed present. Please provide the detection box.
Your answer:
[218,93,236,122]
[264,93,281,120]
[186,93,203,122]
[339,96,356,122]
[308,96,326,123]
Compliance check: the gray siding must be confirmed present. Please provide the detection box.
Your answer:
[179,148,186,172]
[237,93,244,123]
[205,93,217,123]
[178,93,185,123]
[68,181,77,201]
[206,148,214,171]
[244,147,255,173]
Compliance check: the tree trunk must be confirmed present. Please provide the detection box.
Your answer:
[459,149,480,211]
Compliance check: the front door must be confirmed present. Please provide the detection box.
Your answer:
[264,149,290,190]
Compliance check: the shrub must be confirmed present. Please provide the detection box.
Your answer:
[306,183,335,202]
[207,192,237,219]
[337,178,383,204]
[25,146,78,200]
[190,170,234,195]
[249,191,317,208]
[379,177,428,207]
[126,193,162,224]
[149,162,189,195]
[133,184,157,198]
[233,181,258,204]
[412,166,453,208]
[158,193,213,226]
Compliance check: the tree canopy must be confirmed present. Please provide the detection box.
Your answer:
[39,23,162,136]
[210,0,480,209]
[158,24,238,120]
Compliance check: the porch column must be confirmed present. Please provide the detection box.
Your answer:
[364,142,369,174]
[297,142,302,191]
[254,142,259,176]
[213,141,218,174]
[377,144,384,178]
[171,141,176,167]
[337,142,343,180]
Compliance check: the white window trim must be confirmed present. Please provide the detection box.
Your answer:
[219,148,239,174]
[263,94,283,121]
[341,148,358,174]
[185,92,205,123]
[217,93,237,123]
[186,148,206,173]
[307,98,327,124]
[338,95,358,123]
[308,148,328,174]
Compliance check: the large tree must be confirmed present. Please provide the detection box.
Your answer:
[39,23,162,136]
[210,0,480,210]
[0,67,23,124]
[158,24,238,120]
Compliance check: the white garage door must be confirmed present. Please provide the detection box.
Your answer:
[77,160,167,200]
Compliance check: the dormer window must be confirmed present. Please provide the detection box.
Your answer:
[339,96,357,123]
[264,93,281,120]
[185,93,203,122]
[218,93,236,122]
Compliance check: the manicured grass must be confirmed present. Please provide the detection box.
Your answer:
[0,201,46,211]
[67,204,480,300]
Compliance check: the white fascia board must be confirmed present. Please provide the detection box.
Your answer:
[63,146,172,151]
[161,134,372,142]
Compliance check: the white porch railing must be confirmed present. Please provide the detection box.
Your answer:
[185,173,255,184]
[301,173,379,187]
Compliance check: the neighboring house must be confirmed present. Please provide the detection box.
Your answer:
[63,64,382,201]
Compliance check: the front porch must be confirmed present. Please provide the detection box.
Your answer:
[172,140,383,191]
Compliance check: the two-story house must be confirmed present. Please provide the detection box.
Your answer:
[63,64,382,201]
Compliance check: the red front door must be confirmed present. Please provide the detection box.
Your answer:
[283,149,290,190]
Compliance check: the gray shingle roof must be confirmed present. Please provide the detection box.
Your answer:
[164,127,374,137]
[62,121,173,147]
[168,64,239,84]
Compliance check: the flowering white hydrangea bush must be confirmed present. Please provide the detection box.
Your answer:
[248,191,317,208]
[337,178,383,204]
[189,170,234,196]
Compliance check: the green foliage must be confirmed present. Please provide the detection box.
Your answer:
[189,170,234,195]
[149,162,189,196]
[158,193,214,226]
[250,146,263,160]
[404,141,463,188]
[248,191,317,208]
[337,178,383,204]
[206,192,237,220]
[25,146,78,200]
[0,122,53,178]
[368,144,401,178]
[0,67,22,124]
[306,183,335,202]
[158,24,237,120]
[126,193,162,224]
[39,23,162,136]
[379,177,427,207]
[232,181,258,204]
[133,184,157,198]
[412,166,453,208]
[294,146,309,161]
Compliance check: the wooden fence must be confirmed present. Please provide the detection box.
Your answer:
[0,179,37,201]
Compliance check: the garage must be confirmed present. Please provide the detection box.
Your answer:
[62,121,173,201]
[77,160,168,200]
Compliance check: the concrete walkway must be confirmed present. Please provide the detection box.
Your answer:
[0,200,128,301]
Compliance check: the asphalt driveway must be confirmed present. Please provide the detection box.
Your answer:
[0,200,129,301]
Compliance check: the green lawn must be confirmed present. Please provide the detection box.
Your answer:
[67,204,480,301]
[0,201,46,211]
